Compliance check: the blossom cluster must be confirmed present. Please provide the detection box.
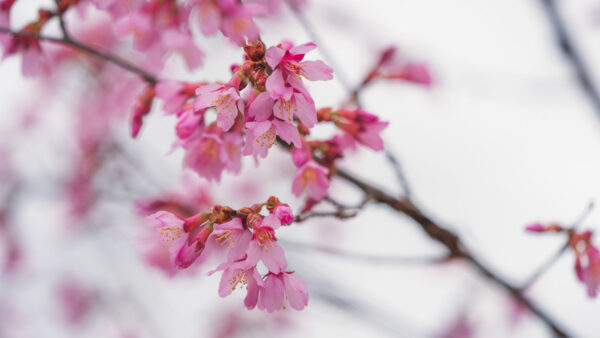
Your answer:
[0,0,276,75]
[144,196,308,312]
[152,40,390,207]
[526,223,600,297]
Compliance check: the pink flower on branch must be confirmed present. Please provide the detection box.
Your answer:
[192,0,260,46]
[258,272,308,312]
[570,231,600,297]
[195,80,244,132]
[292,160,330,201]
[145,210,212,269]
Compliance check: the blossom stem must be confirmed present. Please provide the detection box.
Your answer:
[521,201,595,289]
[0,27,157,84]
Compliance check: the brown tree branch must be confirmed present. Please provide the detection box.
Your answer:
[335,167,569,337]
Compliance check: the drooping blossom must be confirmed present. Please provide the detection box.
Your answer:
[144,211,212,269]
[210,258,264,309]
[249,90,317,128]
[570,231,600,297]
[258,272,308,312]
[292,160,330,200]
[245,214,287,274]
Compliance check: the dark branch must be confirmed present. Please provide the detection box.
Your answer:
[334,167,569,337]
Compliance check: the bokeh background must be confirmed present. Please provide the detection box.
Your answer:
[1,0,600,337]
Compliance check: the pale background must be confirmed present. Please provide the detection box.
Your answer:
[1,0,600,337]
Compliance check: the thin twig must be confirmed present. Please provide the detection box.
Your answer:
[539,0,600,121]
[522,201,595,289]
[295,210,358,222]
[281,239,448,265]
[0,27,157,83]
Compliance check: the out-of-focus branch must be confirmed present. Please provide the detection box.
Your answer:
[0,27,157,83]
[539,0,600,120]
[522,201,595,289]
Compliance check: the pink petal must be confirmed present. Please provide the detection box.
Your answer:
[261,243,287,274]
[292,93,317,127]
[301,60,333,81]
[248,92,274,121]
[265,46,286,69]
[259,275,285,312]
[290,42,316,55]
[266,68,292,100]
[273,119,301,148]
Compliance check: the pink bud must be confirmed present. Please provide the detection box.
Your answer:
[274,204,294,225]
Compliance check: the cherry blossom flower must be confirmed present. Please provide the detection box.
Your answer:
[192,0,260,46]
[575,246,600,297]
[265,41,333,94]
[155,81,200,115]
[248,90,317,128]
[145,211,211,269]
[335,109,389,151]
[195,82,244,132]
[182,127,243,181]
[209,218,252,262]
[274,204,294,225]
[245,215,287,274]
[1,9,53,76]
[570,231,600,297]
[258,272,308,312]
[210,259,264,309]
[242,119,301,158]
[292,161,330,200]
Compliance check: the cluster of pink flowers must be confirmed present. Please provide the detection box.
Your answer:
[144,196,308,312]
[527,223,600,297]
